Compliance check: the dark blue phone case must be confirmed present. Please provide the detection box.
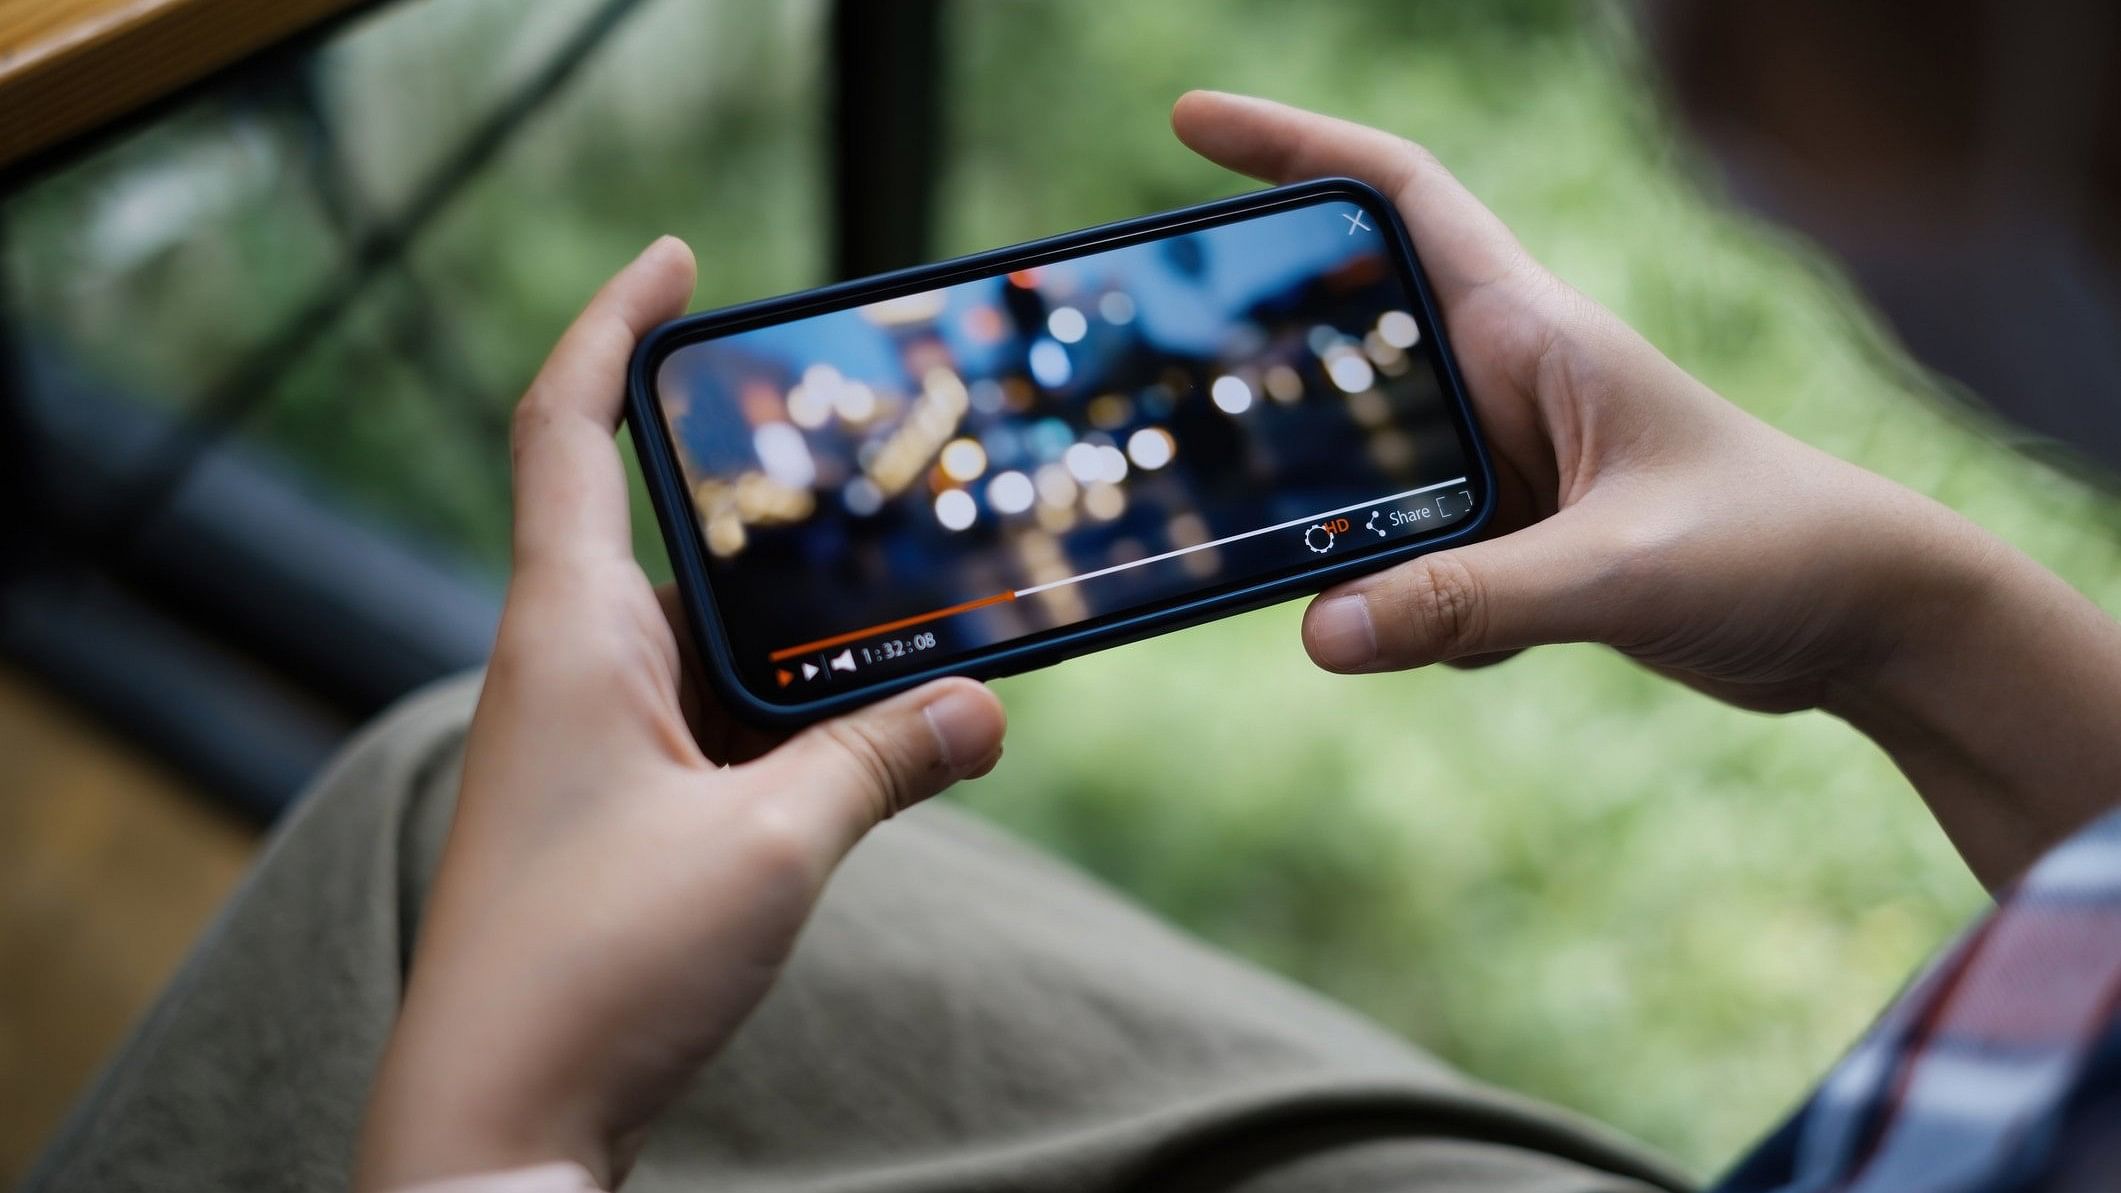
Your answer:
[625,177,1496,728]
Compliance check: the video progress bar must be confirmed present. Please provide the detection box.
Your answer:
[768,476,1469,663]
[770,592,1016,661]
[1014,476,1469,597]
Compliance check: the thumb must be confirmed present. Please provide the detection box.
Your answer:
[747,678,1007,856]
[1302,510,1620,672]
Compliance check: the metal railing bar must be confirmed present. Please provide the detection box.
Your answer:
[830,0,944,279]
[285,57,506,440]
[86,0,652,564]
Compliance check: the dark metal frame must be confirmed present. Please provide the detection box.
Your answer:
[830,0,944,279]
[0,0,946,819]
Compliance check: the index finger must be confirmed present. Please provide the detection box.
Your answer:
[1170,91,1530,307]
[510,235,697,570]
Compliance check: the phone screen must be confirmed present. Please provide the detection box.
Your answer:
[649,191,1481,704]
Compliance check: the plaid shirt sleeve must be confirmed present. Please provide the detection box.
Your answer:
[1714,806,2121,1193]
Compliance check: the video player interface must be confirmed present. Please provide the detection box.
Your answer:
[652,197,1478,699]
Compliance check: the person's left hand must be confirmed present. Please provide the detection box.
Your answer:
[354,238,1007,1191]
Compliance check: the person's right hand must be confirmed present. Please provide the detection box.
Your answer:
[1177,90,1974,713]
[1173,91,2121,887]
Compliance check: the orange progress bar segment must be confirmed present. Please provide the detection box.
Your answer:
[768,591,1016,661]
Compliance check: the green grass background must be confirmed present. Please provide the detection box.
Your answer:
[9,0,2120,1176]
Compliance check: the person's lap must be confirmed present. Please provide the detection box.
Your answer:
[27,676,1686,1193]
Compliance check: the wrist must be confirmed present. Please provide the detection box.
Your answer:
[359,1076,618,1193]
[358,993,622,1192]
[374,1161,604,1193]
[1823,513,2121,887]
[1820,505,2001,720]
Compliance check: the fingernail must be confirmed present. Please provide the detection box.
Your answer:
[923,688,992,773]
[636,234,680,263]
[1308,594,1377,671]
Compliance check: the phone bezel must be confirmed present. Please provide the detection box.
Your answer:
[625,177,1497,727]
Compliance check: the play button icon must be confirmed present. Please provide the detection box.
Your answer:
[801,662,819,681]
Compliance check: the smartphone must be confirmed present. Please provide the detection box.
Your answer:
[627,178,1494,727]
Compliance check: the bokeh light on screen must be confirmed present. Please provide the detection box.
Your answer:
[1028,339,1072,387]
[940,438,988,482]
[1063,441,1102,485]
[1127,427,1175,470]
[987,470,1036,514]
[1378,308,1421,349]
[752,422,815,488]
[934,488,977,531]
[1035,462,1077,507]
[1047,306,1088,343]
[842,476,883,517]
[1326,350,1375,394]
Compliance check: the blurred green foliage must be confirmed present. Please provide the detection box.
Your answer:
[8,0,2120,1177]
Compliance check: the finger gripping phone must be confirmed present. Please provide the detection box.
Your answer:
[627,179,1494,727]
